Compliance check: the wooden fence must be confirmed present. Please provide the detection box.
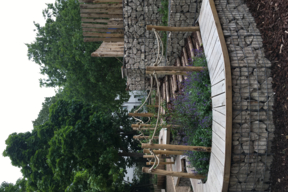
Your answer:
[79,0,124,57]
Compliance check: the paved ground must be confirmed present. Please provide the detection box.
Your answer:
[166,158,192,192]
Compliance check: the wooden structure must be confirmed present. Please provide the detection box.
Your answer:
[79,0,124,57]
[91,42,124,57]
[187,0,232,191]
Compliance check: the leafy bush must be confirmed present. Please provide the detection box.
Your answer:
[169,50,212,177]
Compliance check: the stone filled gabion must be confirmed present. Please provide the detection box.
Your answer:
[166,0,202,66]
[215,0,274,191]
[123,0,201,90]
[123,0,166,90]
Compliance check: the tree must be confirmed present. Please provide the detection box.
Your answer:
[3,100,139,191]
[26,0,128,109]
[0,178,27,192]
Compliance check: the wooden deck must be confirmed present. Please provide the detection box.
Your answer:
[189,0,232,191]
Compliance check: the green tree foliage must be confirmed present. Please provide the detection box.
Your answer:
[26,0,128,109]
[3,100,138,192]
[0,178,27,192]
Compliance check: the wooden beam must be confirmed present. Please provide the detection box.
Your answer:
[176,58,183,82]
[80,9,122,14]
[128,113,155,117]
[146,25,200,32]
[143,155,157,158]
[81,23,123,28]
[133,128,155,131]
[83,32,123,37]
[143,149,185,155]
[187,36,195,58]
[80,13,122,18]
[142,167,206,179]
[80,4,123,9]
[91,52,124,57]
[82,28,123,33]
[196,31,203,46]
[133,136,159,140]
[142,143,211,152]
[131,124,180,128]
[146,66,207,72]
[146,162,174,165]
[84,38,124,42]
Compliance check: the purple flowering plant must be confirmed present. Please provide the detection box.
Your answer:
[169,49,212,176]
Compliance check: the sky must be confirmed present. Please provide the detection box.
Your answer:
[0,0,57,185]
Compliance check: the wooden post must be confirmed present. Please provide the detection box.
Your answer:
[133,136,159,140]
[143,155,159,158]
[142,167,206,179]
[133,128,154,131]
[131,124,179,128]
[187,37,195,58]
[142,143,211,152]
[146,162,174,165]
[128,113,155,117]
[143,149,185,155]
[146,25,200,32]
[147,105,158,108]
[146,66,207,72]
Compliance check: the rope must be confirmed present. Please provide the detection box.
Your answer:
[132,28,164,172]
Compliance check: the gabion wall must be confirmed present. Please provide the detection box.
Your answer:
[215,0,274,191]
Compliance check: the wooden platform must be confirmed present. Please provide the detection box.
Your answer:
[189,0,232,191]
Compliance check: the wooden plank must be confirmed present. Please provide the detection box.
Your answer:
[81,23,123,28]
[213,109,226,128]
[146,25,200,32]
[83,32,124,37]
[183,47,189,65]
[142,143,211,152]
[213,105,226,115]
[81,18,123,23]
[80,3,123,9]
[82,28,123,33]
[212,120,225,140]
[142,167,206,179]
[176,58,183,82]
[202,14,215,52]
[211,54,224,83]
[128,113,155,117]
[80,13,122,18]
[209,154,224,190]
[91,52,123,57]
[165,76,170,103]
[212,69,225,86]
[212,92,225,108]
[212,130,225,154]
[146,66,207,72]
[80,9,123,14]
[211,80,225,97]
[187,37,195,58]
[84,37,124,42]
[196,31,203,46]
[205,165,221,192]
[79,0,122,3]
[212,140,225,166]
[205,26,218,61]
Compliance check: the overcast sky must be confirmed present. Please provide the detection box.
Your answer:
[0,0,57,184]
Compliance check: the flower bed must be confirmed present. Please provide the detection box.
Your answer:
[169,50,212,177]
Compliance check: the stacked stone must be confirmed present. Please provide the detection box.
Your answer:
[123,0,167,90]
[215,0,274,191]
[166,0,202,66]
